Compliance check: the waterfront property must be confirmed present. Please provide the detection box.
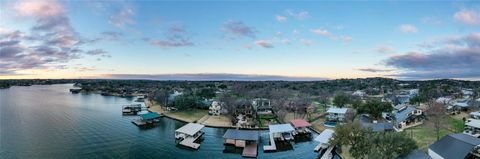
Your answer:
[325,107,349,127]
[428,133,480,159]
[290,119,312,138]
[209,101,222,116]
[384,105,424,132]
[131,112,162,127]
[263,124,295,152]
[175,123,205,150]
[223,129,259,158]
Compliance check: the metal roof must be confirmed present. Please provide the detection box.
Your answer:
[326,107,348,114]
[223,129,259,141]
[466,119,480,128]
[314,129,334,144]
[141,112,161,120]
[175,123,205,136]
[395,106,416,123]
[268,124,295,133]
[429,133,480,159]
[290,119,312,128]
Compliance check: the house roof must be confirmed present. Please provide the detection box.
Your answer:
[396,149,431,159]
[141,112,161,120]
[360,115,394,132]
[395,106,416,123]
[268,124,295,133]
[327,107,348,114]
[290,119,312,128]
[223,129,259,141]
[175,123,205,136]
[314,129,334,144]
[429,133,480,159]
[466,119,480,128]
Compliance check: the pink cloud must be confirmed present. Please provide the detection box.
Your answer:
[255,40,273,48]
[14,0,64,18]
[454,9,480,25]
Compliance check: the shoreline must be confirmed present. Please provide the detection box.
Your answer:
[145,99,269,130]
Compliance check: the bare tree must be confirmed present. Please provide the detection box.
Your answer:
[426,101,447,141]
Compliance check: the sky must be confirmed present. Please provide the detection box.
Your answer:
[0,0,479,80]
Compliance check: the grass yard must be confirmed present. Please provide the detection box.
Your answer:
[408,116,466,151]
[166,109,208,122]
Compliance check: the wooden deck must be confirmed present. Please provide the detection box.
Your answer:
[179,137,201,149]
[242,143,258,158]
[320,146,334,159]
[263,133,277,152]
[131,119,146,126]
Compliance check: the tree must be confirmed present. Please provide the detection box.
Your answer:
[370,132,417,159]
[331,122,417,159]
[358,100,392,120]
[426,101,447,141]
[154,89,170,107]
[196,88,216,99]
[333,94,350,108]
[330,121,372,159]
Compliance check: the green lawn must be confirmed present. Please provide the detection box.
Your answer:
[448,117,465,133]
[166,109,208,122]
[408,116,466,151]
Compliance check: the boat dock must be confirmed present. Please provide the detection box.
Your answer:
[263,133,277,152]
[222,129,259,157]
[175,123,205,150]
[179,135,202,149]
[242,143,258,158]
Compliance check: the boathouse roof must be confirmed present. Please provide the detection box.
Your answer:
[223,129,259,141]
[176,123,205,136]
[141,112,161,120]
[290,119,312,128]
[314,129,334,144]
[268,124,295,133]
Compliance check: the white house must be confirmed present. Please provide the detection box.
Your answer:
[464,112,480,138]
[208,101,222,116]
[352,90,366,97]
[326,107,349,123]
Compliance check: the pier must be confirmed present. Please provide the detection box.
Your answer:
[222,129,259,157]
[175,123,205,150]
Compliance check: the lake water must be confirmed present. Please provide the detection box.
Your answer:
[0,84,320,159]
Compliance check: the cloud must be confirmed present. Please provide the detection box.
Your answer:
[222,20,257,39]
[14,0,64,18]
[285,9,309,20]
[109,6,135,28]
[422,17,442,25]
[453,9,480,26]
[255,40,274,48]
[275,15,287,22]
[300,39,313,46]
[2,0,109,75]
[99,73,328,81]
[311,28,331,37]
[384,33,480,79]
[375,45,395,54]
[86,49,111,58]
[341,36,353,43]
[146,25,194,48]
[357,68,393,73]
[399,24,418,33]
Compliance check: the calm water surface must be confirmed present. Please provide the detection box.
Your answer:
[0,84,319,159]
